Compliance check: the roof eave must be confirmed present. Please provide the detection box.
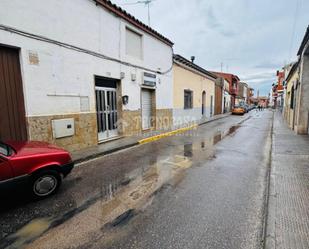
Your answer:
[173,55,217,80]
[94,0,174,47]
[286,61,300,82]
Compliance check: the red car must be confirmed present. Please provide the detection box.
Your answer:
[0,141,74,198]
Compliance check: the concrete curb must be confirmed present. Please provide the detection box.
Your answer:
[74,113,233,165]
[263,111,276,249]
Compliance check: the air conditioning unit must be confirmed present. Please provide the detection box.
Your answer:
[142,72,156,87]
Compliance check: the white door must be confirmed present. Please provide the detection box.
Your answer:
[202,91,206,116]
[96,87,118,141]
[141,89,152,130]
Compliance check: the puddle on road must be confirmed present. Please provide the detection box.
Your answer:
[2,218,53,249]
[4,123,242,249]
[25,153,197,249]
[226,125,241,136]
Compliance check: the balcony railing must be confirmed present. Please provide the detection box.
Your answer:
[230,87,237,95]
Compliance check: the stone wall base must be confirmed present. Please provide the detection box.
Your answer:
[121,110,142,136]
[27,113,97,152]
[27,109,174,151]
[121,109,173,136]
[156,109,173,130]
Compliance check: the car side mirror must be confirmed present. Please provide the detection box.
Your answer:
[0,154,8,162]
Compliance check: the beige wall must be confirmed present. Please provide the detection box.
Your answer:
[173,64,215,109]
[285,70,298,129]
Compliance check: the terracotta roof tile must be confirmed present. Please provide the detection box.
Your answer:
[94,0,173,46]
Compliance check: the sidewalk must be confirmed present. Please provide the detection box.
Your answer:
[265,112,309,249]
[72,113,231,164]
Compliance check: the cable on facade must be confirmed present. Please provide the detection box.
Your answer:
[0,24,173,75]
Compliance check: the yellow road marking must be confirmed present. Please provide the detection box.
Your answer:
[138,124,198,145]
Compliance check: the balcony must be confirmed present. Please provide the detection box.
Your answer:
[230,87,237,95]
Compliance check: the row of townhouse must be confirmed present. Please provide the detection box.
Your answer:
[236,82,254,106]
[0,0,248,152]
[274,25,309,135]
[210,72,254,108]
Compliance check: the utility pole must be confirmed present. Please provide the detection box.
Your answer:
[147,1,150,25]
[122,0,155,26]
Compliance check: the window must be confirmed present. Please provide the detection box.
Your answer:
[290,86,294,109]
[184,90,193,109]
[126,28,142,59]
[0,142,11,156]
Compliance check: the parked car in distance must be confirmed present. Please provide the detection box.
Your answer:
[0,141,74,198]
[242,104,249,113]
[232,105,245,115]
[249,105,256,111]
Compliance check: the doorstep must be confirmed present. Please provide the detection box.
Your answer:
[72,112,232,164]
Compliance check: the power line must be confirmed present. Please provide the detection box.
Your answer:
[120,0,156,25]
[0,24,173,75]
[289,0,301,61]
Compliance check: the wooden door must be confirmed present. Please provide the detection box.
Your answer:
[0,46,27,141]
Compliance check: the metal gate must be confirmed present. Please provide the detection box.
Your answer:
[141,89,152,130]
[0,46,27,141]
[95,87,118,141]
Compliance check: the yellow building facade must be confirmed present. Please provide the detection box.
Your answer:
[284,62,299,129]
[173,55,216,127]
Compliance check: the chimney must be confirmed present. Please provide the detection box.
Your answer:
[191,56,195,63]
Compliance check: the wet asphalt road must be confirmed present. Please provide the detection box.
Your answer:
[0,110,273,249]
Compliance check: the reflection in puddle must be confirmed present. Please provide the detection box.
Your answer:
[208,125,240,147]
[227,125,240,136]
[184,144,193,158]
[213,133,222,145]
[10,123,242,249]
[3,218,53,249]
[24,153,195,249]
[201,141,205,148]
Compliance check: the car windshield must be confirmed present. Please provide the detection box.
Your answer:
[0,142,10,156]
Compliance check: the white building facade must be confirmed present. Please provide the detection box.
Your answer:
[0,0,174,151]
[222,79,231,113]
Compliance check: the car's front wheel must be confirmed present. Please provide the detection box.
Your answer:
[31,170,62,198]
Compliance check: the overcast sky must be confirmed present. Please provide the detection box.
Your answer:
[112,0,309,96]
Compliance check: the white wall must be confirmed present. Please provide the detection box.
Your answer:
[173,107,212,127]
[223,91,231,112]
[0,0,173,116]
[243,86,248,102]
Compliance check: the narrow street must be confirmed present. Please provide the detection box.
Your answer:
[1,1,309,249]
[0,111,273,249]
